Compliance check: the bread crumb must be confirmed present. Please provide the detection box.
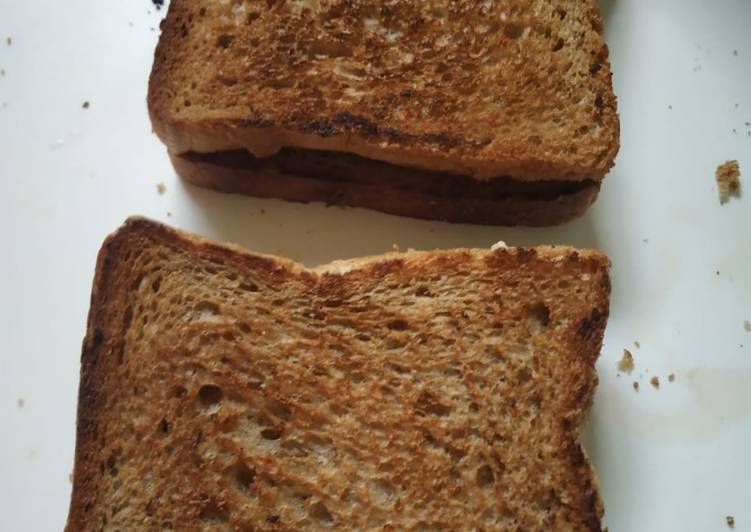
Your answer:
[618,349,635,374]
[633,381,639,391]
[166,211,172,218]
[727,515,735,528]
[156,182,166,194]
[82,101,90,109]
[668,373,675,383]
[6,37,11,46]
[650,376,660,389]
[716,160,742,204]
[744,320,750,332]
[17,397,24,408]
[392,243,400,252]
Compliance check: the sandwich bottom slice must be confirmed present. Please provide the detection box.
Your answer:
[171,149,600,227]
[67,217,611,531]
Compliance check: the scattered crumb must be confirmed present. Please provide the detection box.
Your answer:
[156,182,166,194]
[17,397,24,408]
[1,68,4,77]
[716,160,742,204]
[650,376,660,389]
[152,0,164,9]
[727,515,735,528]
[166,211,172,218]
[668,105,672,110]
[668,373,675,383]
[744,320,750,332]
[633,381,639,391]
[6,37,11,46]
[82,101,90,109]
[392,243,400,252]
[634,340,641,349]
[618,349,635,374]
[733,50,738,56]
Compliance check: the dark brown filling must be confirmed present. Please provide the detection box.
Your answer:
[181,149,595,200]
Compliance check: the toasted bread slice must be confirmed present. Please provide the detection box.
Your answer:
[171,149,601,226]
[148,0,618,225]
[67,218,611,531]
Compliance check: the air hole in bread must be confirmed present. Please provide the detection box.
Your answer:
[385,338,406,350]
[237,322,251,333]
[158,418,170,435]
[265,398,292,420]
[309,501,333,522]
[355,333,371,342]
[198,384,223,406]
[552,38,565,51]
[416,391,451,416]
[261,427,283,440]
[386,319,410,331]
[476,464,495,487]
[106,453,118,476]
[517,369,533,384]
[503,22,525,39]
[414,286,432,297]
[172,385,187,398]
[525,302,550,330]
[216,34,235,49]
[234,462,256,491]
[528,135,542,145]
[555,7,568,19]
[194,300,220,320]
[123,306,133,328]
[151,277,161,293]
[388,362,409,374]
[199,500,228,522]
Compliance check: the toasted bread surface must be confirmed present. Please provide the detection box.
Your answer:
[148,0,619,181]
[67,218,610,531]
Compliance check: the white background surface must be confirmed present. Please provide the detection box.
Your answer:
[1,1,749,530]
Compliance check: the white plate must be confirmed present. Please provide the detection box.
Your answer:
[0,1,749,530]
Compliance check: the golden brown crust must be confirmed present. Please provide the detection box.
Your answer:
[172,150,600,226]
[148,0,619,181]
[67,218,610,531]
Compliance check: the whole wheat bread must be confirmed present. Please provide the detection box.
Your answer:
[67,218,611,530]
[148,0,619,225]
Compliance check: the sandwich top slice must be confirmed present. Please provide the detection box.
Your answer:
[67,218,610,531]
[148,0,619,225]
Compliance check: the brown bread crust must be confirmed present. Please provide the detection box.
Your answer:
[67,218,610,531]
